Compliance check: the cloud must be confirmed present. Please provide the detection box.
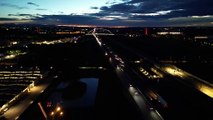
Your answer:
[31,15,98,25]
[36,8,47,11]
[58,11,64,14]
[90,0,213,26]
[129,9,184,18]
[29,14,140,26]
[0,18,18,21]
[131,10,173,17]
[8,13,41,19]
[0,3,28,9]
[27,14,178,27]
[98,0,213,17]
[1,0,213,26]
[0,17,32,24]
[100,3,136,12]
[90,7,98,9]
[27,2,39,7]
[1,13,213,27]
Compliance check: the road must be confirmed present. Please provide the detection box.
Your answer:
[97,34,213,120]
[92,32,164,120]
[1,76,54,120]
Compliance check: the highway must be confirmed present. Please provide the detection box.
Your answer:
[92,31,164,120]
[94,33,213,120]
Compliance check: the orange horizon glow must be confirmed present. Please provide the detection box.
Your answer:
[57,24,129,28]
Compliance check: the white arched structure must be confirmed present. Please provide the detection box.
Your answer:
[86,28,114,36]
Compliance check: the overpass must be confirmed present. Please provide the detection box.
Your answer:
[86,28,115,36]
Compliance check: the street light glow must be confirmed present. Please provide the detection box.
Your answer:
[164,67,184,77]
[197,84,213,98]
[50,111,54,116]
[56,107,61,112]
[60,111,63,116]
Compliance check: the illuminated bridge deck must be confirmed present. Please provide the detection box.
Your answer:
[0,67,43,114]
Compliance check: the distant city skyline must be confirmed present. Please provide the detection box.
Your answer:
[0,0,213,27]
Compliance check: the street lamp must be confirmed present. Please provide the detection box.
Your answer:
[50,111,54,116]
[60,111,63,116]
[56,107,61,112]
[49,106,63,120]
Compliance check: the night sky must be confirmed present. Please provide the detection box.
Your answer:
[0,0,213,26]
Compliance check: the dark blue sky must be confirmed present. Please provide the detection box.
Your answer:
[0,0,213,26]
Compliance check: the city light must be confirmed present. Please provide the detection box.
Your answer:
[0,69,43,115]
[60,111,63,116]
[134,60,141,63]
[79,66,106,70]
[50,111,54,116]
[56,107,61,112]
[32,38,76,45]
[151,68,163,78]
[197,83,213,98]
[0,22,213,120]
[4,55,16,59]
[164,67,185,77]
[49,106,64,119]
[157,32,182,35]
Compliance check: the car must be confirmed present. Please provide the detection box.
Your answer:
[134,91,140,96]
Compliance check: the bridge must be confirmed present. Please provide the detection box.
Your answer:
[86,28,114,36]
